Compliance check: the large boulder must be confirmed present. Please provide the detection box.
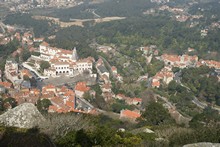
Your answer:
[0,103,45,128]
[183,142,220,147]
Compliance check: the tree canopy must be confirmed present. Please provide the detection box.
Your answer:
[139,101,174,126]
[40,61,50,71]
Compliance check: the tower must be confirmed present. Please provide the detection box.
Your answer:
[72,47,78,62]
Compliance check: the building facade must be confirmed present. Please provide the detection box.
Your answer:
[39,42,93,77]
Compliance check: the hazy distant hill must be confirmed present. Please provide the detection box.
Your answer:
[46,0,156,21]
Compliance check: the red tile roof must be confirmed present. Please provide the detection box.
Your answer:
[68,95,75,101]
[75,82,90,92]
[152,80,160,88]
[64,90,75,96]
[162,54,180,62]
[40,41,49,47]
[111,66,117,71]
[120,109,141,119]
[41,92,55,99]
[42,84,56,92]
[60,49,72,55]
[0,82,12,89]
[66,100,75,109]
[50,96,63,105]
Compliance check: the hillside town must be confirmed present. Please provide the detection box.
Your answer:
[0,0,84,11]
[0,0,220,146]
[0,22,220,123]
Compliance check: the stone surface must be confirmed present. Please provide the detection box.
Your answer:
[0,103,45,128]
[183,142,220,147]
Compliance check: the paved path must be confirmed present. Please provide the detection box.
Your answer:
[92,9,101,18]
[192,97,220,112]
[0,22,6,33]
[22,62,48,79]
[44,74,96,86]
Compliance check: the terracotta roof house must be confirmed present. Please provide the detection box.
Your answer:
[75,82,90,98]
[120,109,141,122]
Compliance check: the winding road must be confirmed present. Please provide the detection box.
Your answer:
[174,71,220,113]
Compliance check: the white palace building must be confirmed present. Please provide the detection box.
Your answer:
[39,42,94,77]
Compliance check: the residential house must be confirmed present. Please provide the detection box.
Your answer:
[111,66,117,75]
[14,32,21,41]
[116,74,123,83]
[101,83,112,93]
[139,46,153,55]
[75,82,90,98]
[42,84,57,94]
[0,81,12,89]
[151,80,160,88]
[22,32,33,43]
[115,94,142,106]
[33,37,44,42]
[41,92,55,99]
[175,15,189,22]
[100,75,110,84]
[48,92,76,113]
[120,109,141,122]
[151,67,174,87]
[161,54,198,68]
[5,59,20,85]
[200,60,220,69]
[102,92,114,101]
[116,94,126,100]
[132,98,142,105]
[96,65,109,78]
[11,88,40,105]
[97,46,113,53]
[125,97,143,105]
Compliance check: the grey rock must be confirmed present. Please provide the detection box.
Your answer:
[0,103,45,128]
[183,142,220,147]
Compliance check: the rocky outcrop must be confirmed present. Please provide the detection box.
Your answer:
[183,142,220,147]
[0,103,45,128]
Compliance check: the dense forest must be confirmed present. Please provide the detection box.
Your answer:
[4,1,220,60]
[4,13,55,37]
[181,66,220,106]
[50,14,220,60]
[47,0,156,21]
